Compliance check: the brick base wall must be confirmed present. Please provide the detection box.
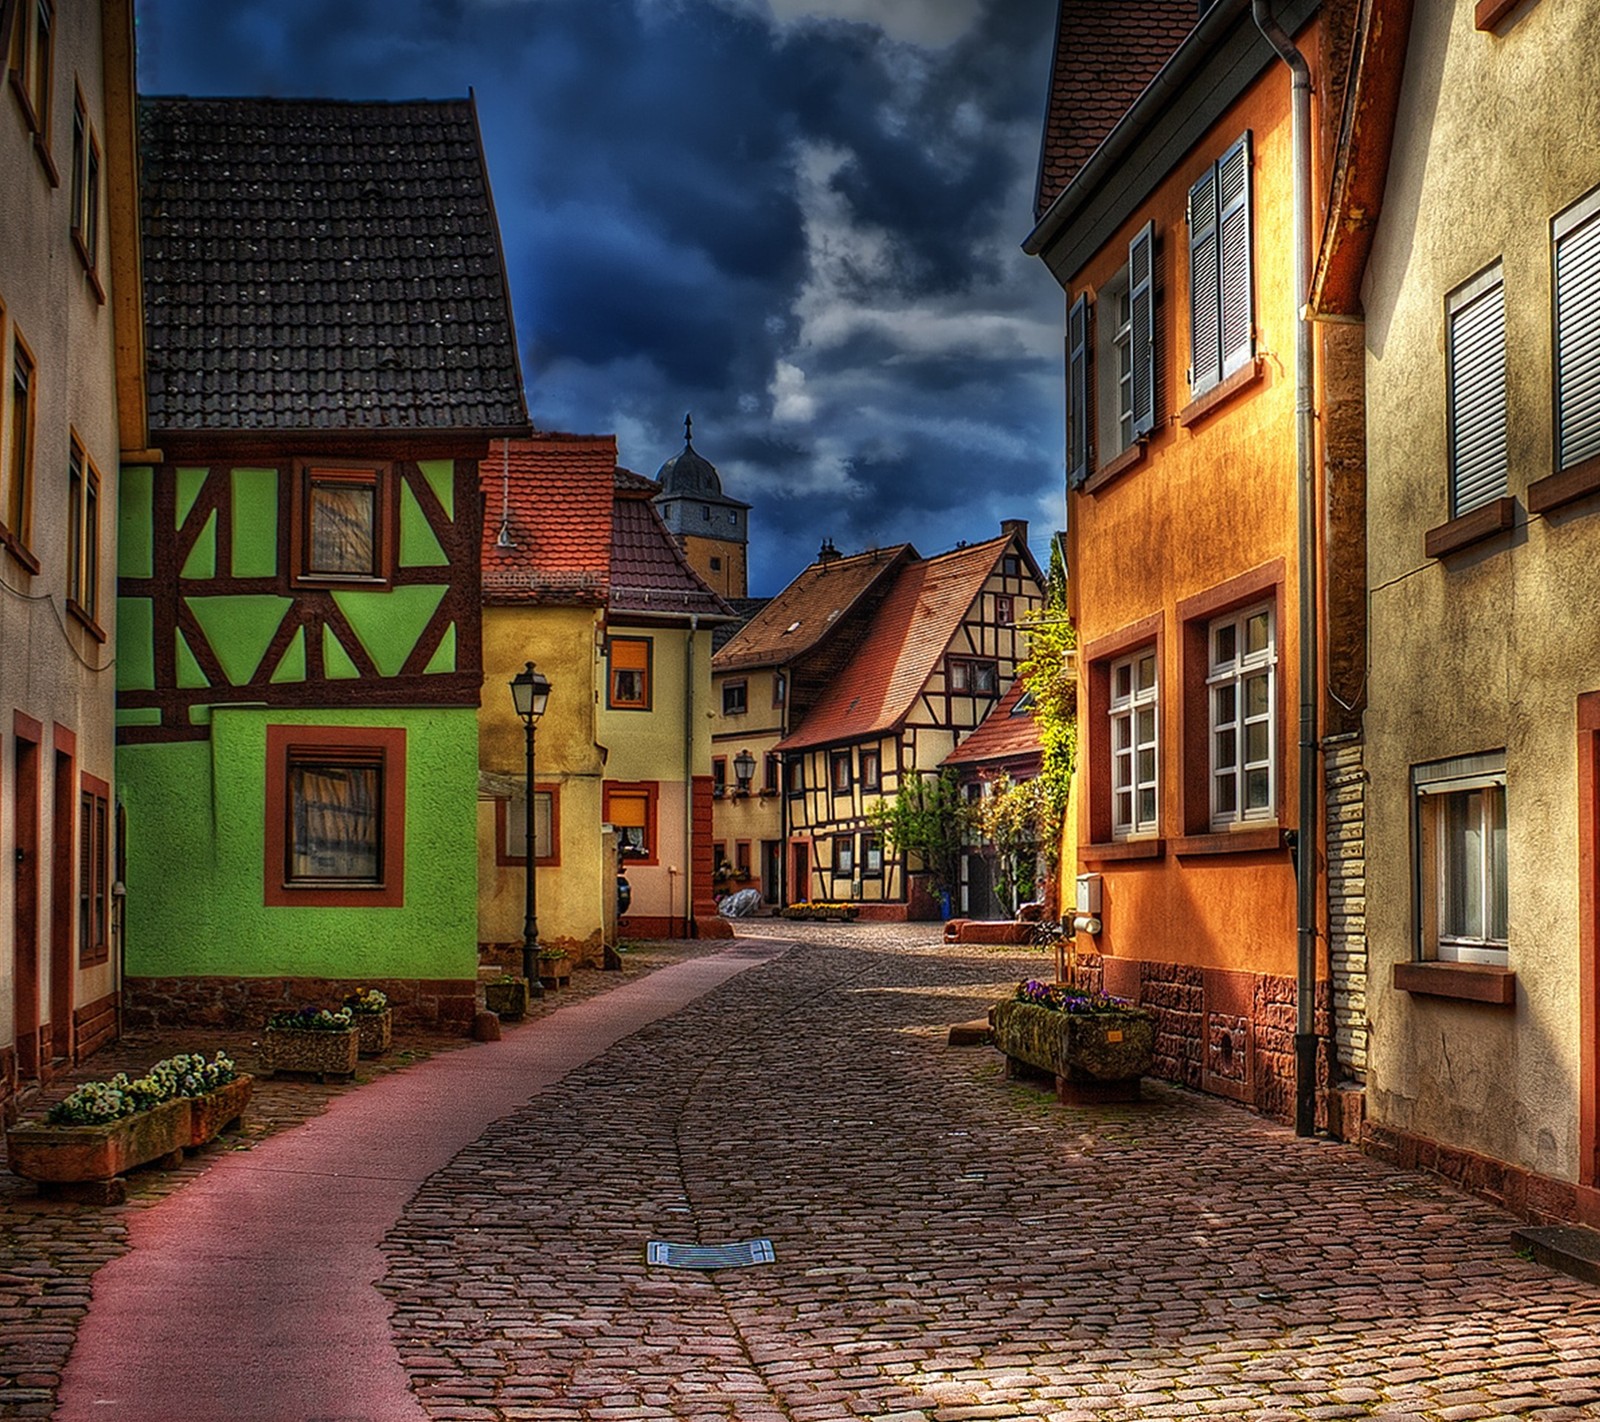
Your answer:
[1363,1120,1600,1229]
[73,990,120,1062]
[124,976,477,1034]
[1071,951,1343,1129]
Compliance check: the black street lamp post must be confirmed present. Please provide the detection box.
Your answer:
[509,661,551,992]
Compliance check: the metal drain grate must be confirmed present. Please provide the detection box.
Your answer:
[646,1238,775,1270]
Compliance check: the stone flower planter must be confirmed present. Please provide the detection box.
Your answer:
[351,1007,393,1056]
[484,978,531,1020]
[262,1025,359,1080]
[185,1074,255,1147]
[537,958,570,990]
[991,998,1155,1103]
[7,1097,190,1188]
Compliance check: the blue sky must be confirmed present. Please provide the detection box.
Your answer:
[135,0,1065,594]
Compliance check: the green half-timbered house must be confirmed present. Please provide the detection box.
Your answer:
[117,97,527,1030]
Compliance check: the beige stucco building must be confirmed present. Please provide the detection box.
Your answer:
[1,0,145,1116]
[1358,0,1600,1216]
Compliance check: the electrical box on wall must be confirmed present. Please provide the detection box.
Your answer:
[1075,873,1102,916]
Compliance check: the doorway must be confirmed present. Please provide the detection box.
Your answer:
[13,730,41,1082]
[790,841,810,905]
[49,748,74,1065]
[762,840,781,904]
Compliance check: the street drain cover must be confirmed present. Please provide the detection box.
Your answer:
[646,1238,775,1270]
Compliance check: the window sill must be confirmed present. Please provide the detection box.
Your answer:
[1528,453,1600,516]
[1424,495,1516,559]
[0,525,40,575]
[1083,438,1146,495]
[1173,825,1287,856]
[1393,959,1515,1005]
[1081,838,1164,863]
[1178,358,1264,429]
[72,233,106,305]
[1475,0,1527,29]
[67,599,107,643]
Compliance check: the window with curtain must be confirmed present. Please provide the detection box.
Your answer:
[287,751,384,883]
[1414,753,1508,965]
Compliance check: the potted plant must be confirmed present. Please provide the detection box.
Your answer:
[262,1006,360,1080]
[990,979,1155,1103]
[6,1052,249,1199]
[484,975,531,1020]
[536,948,570,990]
[343,987,393,1056]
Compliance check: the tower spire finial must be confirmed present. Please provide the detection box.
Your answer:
[684,411,693,447]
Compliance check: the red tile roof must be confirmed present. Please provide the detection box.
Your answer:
[609,488,734,622]
[481,435,614,606]
[712,545,916,673]
[942,676,1043,770]
[1035,1,1196,220]
[775,534,1017,752]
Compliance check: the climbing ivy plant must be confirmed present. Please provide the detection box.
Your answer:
[871,768,969,907]
[1014,538,1077,872]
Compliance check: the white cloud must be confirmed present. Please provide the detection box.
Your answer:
[769,359,817,422]
[703,0,982,48]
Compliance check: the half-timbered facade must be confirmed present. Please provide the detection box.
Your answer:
[0,0,144,1116]
[117,97,527,1031]
[776,524,1044,917]
[710,540,914,905]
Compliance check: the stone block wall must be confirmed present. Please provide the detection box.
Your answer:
[124,976,477,1034]
[1324,733,1368,1082]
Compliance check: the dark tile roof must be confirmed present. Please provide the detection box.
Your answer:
[942,676,1043,770]
[614,466,662,494]
[712,598,771,652]
[774,535,1016,752]
[481,436,614,606]
[712,545,916,674]
[609,490,734,622]
[140,96,528,435]
[1036,1,1196,219]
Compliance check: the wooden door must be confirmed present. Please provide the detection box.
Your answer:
[790,841,809,905]
[13,732,40,1080]
[49,750,74,1063]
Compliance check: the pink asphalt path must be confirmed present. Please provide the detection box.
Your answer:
[56,941,786,1422]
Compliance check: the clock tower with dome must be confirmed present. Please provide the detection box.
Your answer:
[652,415,751,599]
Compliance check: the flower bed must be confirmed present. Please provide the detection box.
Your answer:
[778,902,859,922]
[344,988,393,1056]
[6,1052,249,1199]
[991,981,1155,1103]
[263,1007,359,1079]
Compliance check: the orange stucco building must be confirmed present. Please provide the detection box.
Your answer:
[1027,0,1368,1129]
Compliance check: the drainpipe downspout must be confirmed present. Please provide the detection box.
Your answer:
[685,615,698,938]
[1252,0,1320,1137]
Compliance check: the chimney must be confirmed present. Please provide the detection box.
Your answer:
[817,538,841,564]
[1001,518,1028,543]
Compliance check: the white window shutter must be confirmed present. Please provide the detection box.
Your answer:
[1129,220,1156,437]
[1556,196,1600,470]
[1067,292,1090,486]
[1218,132,1253,379]
[1447,266,1507,517]
[1188,166,1220,396]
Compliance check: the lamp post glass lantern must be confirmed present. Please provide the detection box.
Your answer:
[510,662,551,992]
[733,748,756,794]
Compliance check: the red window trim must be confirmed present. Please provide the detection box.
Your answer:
[493,783,561,867]
[289,458,394,588]
[264,724,407,908]
[604,779,659,866]
[1083,612,1164,848]
[1175,559,1286,837]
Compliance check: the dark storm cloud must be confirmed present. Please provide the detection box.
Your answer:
[135,0,1064,594]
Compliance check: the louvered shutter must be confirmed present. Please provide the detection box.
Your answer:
[1067,292,1090,487]
[1556,194,1600,471]
[1188,165,1220,395]
[1129,220,1155,437]
[1447,266,1507,517]
[1218,132,1253,379]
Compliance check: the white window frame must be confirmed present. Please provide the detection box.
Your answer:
[1108,647,1158,838]
[1207,603,1276,828]
[1413,753,1508,966]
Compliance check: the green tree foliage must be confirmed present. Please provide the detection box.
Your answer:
[970,772,1050,914]
[1015,538,1077,870]
[871,768,969,904]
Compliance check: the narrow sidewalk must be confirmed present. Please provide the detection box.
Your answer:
[53,939,789,1422]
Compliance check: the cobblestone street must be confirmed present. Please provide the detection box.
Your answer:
[10,923,1600,1420]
